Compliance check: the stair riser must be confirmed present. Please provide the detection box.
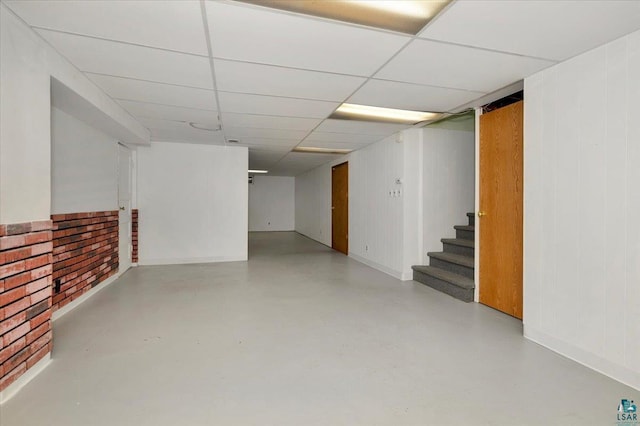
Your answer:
[442,242,474,257]
[455,229,474,240]
[430,257,474,280]
[467,214,475,227]
[413,270,474,303]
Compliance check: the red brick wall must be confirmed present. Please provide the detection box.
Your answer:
[0,220,53,392]
[51,211,119,312]
[132,209,138,263]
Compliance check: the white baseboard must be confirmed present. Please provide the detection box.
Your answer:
[348,252,404,281]
[524,326,640,391]
[0,354,51,404]
[139,256,247,265]
[52,267,125,321]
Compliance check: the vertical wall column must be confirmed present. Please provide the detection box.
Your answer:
[0,221,53,392]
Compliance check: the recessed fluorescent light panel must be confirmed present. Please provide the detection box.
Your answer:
[292,147,352,155]
[331,103,442,125]
[248,169,269,173]
[238,0,451,34]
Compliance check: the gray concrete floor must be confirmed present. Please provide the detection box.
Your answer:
[1,232,638,425]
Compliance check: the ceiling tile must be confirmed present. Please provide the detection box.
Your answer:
[221,113,321,131]
[148,127,226,145]
[224,127,308,141]
[421,1,640,61]
[6,0,208,55]
[375,39,555,93]
[268,152,343,176]
[304,131,384,145]
[218,92,338,118]
[119,100,219,125]
[38,29,213,89]
[232,137,299,148]
[214,59,366,101]
[206,1,409,76]
[315,119,409,136]
[87,74,217,111]
[299,140,369,151]
[348,79,485,113]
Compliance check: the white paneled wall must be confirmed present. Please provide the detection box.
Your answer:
[295,162,333,246]
[51,107,118,214]
[422,128,475,261]
[249,175,295,231]
[137,142,248,265]
[524,29,640,390]
[349,134,405,278]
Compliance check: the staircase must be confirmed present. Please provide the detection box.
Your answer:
[412,213,475,302]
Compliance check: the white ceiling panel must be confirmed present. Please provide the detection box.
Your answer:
[206,1,409,76]
[315,119,409,136]
[218,92,339,118]
[224,127,308,141]
[214,60,366,101]
[304,131,385,145]
[231,138,299,148]
[375,39,555,93]
[87,74,217,111]
[221,113,320,131]
[298,140,369,151]
[37,29,213,89]
[118,100,219,125]
[348,79,485,113]
[421,1,640,61]
[268,152,343,176]
[6,0,208,55]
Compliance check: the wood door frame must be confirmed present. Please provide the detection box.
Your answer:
[117,143,133,272]
[331,161,349,255]
[475,102,524,319]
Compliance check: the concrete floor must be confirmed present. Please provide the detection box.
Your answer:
[1,232,638,425]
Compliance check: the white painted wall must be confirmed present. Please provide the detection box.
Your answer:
[51,107,118,214]
[295,164,333,246]
[0,4,148,224]
[137,142,248,264]
[421,127,475,261]
[524,29,640,390]
[249,176,294,231]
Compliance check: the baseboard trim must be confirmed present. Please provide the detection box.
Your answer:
[348,253,404,281]
[52,267,126,321]
[139,256,247,266]
[0,354,51,404]
[524,326,640,391]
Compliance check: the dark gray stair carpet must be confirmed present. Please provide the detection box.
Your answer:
[412,265,474,302]
[412,213,476,302]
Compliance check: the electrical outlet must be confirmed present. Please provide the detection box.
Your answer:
[54,279,61,294]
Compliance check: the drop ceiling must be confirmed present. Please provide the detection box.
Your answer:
[4,0,640,175]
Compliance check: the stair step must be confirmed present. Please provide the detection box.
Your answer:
[428,251,474,268]
[466,212,475,227]
[428,251,474,279]
[441,238,474,257]
[453,225,474,240]
[411,265,474,302]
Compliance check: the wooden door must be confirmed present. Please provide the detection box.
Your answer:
[479,101,523,319]
[332,162,348,255]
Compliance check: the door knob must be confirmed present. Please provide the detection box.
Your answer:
[478,211,486,217]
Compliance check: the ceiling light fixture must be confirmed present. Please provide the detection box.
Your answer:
[189,122,222,131]
[330,103,442,125]
[248,169,269,174]
[293,147,352,155]
[238,0,452,34]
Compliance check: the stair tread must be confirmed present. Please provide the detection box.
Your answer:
[411,265,475,289]
[466,212,474,218]
[441,238,474,248]
[427,251,474,268]
[453,225,475,231]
